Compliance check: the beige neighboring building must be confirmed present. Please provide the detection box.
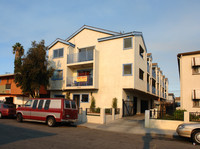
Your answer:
[168,93,175,104]
[48,25,169,114]
[178,51,200,112]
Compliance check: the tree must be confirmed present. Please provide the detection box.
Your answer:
[13,40,54,98]
[112,97,118,109]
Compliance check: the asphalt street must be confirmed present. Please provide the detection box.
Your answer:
[0,119,197,149]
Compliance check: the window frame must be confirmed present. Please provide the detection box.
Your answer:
[123,37,133,50]
[52,70,63,80]
[32,100,38,109]
[53,48,64,59]
[38,100,44,110]
[139,45,144,59]
[81,94,89,103]
[123,63,132,76]
[44,100,51,110]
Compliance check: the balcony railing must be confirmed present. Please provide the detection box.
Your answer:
[157,76,159,82]
[157,89,159,96]
[66,75,93,87]
[147,83,150,92]
[67,50,93,64]
[152,86,156,94]
[152,71,156,78]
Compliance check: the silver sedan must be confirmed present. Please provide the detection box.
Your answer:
[177,123,200,144]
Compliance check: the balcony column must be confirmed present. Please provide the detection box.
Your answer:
[137,98,141,114]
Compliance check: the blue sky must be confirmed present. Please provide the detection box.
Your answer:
[1,0,200,96]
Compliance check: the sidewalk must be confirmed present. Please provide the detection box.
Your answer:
[78,116,178,138]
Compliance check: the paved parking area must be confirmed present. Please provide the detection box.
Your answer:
[0,118,197,149]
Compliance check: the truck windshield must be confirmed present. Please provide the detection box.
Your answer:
[25,100,32,107]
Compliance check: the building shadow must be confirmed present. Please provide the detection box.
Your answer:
[0,123,56,146]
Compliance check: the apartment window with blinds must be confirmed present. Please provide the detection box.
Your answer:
[53,48,63,58]
[123,37,132,49]
[139,69,144,80]
[139,45,144,58]
[192,57,200,75]
[123,64,132,76]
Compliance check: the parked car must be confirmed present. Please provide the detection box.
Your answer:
[0,103,16,118]
[177,123,200,144]
[16,98,78,127]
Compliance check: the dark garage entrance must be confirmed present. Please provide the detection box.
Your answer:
[141,100,148,113]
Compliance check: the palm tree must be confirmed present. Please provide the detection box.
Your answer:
[12,42,24,59]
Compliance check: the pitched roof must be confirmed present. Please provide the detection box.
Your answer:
[66,25,120,41]
[48,38,75,49]
[0,73,14,77]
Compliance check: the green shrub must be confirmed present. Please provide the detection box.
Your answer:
[112,97,118,109]
[90,96,96,109]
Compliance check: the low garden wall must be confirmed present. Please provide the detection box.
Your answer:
[145,110,197,130]
[78,108,122,124]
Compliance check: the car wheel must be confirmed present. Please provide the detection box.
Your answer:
[192,130,200,144]
[16,113,23,122]
[0,112,2,119]
[47,117,56,127]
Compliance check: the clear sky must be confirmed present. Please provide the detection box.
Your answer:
[1,0,200,97]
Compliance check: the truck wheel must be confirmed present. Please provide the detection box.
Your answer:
[47,117,56,127]
[192,130,200,144]
[16,113,23,122]
[0,112,2,119]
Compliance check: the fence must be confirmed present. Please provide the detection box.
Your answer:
[86,108,100,116]
[190,112,200,122]
[150,109,184,121]
[79,108,122,124]
[146,110,199,130]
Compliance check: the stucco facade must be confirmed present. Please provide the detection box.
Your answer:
[48,25,169,114]
[178,51,200,112]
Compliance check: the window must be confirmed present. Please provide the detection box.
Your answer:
[5,84,11,89]
[32,100,38,109]
[44,100,51,110]
[65,100,70,108]
[38,100,44,110]
[193,100,200,107]
[123,37,132,49]
[192,66,200,75]
[139,45,144,58]
[139,69,144,80]
[54,95,65,98]
[52,70,63,80]
[123,64,132,76]
[25,100,32,107]
[53,48,63,58]
[71,101,76,109]
[81,94,89,102]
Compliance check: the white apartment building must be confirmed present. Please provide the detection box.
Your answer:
[48,25,169,115]
[177,51,200,112]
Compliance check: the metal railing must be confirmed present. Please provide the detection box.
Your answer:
[190,112,200,122]
[105,108,112,115]
[150,110,184,121]
[67,50,93,64]
[115,108,120,115]
[66,75,93,87]
[152,70,156,78]
[152,86,156,94]
[86,108,100,116]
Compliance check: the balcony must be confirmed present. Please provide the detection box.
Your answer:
[152,86,156,94]
[157,89,159,96]
[67,50,93,64]
[66,75,93,87]
[147,63,150,73]
[152,70,156,78]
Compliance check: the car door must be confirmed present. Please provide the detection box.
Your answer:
[22,100,33,119]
